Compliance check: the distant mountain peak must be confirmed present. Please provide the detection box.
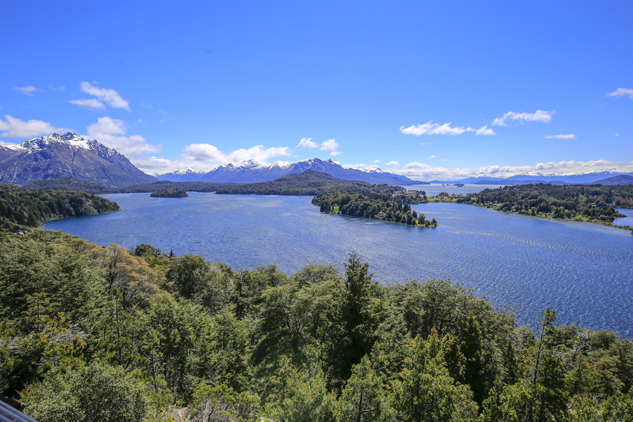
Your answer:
[0,132,156,187]
[158,157,416,185]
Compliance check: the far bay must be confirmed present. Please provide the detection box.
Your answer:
[43,192,633,336]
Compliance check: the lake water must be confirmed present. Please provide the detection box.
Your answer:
[43,193,633,336]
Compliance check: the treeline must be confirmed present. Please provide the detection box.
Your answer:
[457,184,632,222]
[215,170,401,196]
[0,184,120,232]
[392,190,427,204]
[23,177,236,194]
[313,191,438,227]
[1,231,632,421]
[150,189,188,198]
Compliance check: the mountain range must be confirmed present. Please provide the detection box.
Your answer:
[435,171,633,185]
[0,133,157,187]
[1,133,631,188]
[157,158,418,185]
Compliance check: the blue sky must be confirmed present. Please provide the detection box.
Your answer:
[1,0,632,180]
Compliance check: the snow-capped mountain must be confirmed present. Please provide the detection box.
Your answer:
[0,132,157,187]
[157,158,416,185]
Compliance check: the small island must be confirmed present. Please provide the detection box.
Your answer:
[150,189,189,198]
[312,191,438,227]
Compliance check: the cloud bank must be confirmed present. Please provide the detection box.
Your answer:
[0,115,69,138]
[384,159,633,181]
[86,117,160,157]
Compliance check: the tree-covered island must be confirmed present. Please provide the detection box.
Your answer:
[0,184,120,232]
[150,188,189,198]
[1,230,633,421]
[312,190,438,227]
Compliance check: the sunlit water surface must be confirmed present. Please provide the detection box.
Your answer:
[44,193,633,335]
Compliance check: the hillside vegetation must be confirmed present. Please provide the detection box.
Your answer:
[0,184,120,232]
[23,177,236,194]
[215,169,401,196]
[1,231,632,421]
[440,184,632,229]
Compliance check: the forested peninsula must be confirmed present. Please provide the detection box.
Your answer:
[1,230,632,421]
[24,177,236,194]
[0,184,120,232]
[150,189,188,198]
[215,169,400,196]
[431,184,633,232]
[313,191,438,227]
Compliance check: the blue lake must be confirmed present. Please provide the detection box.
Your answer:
[43,193,633,336]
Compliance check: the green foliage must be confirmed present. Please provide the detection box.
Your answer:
[0,184,120,231]
[150,188,189,198]
[21,363,149,422]
[23,177,236,194]
[312,190,438,227]
[216,169,401,196]
[458,183,633,224]
[1,230,632,421]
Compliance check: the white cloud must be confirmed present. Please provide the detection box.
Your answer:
[386,161,399,166]
[320,139,339,151]
[388,159,633,181]
[133,142,292,174]
[70,98,106,110]
[400,121,475,136]
[371,159,380,163]
[13,86,38,96]
[615,133,619,137]
[404,162,431,169]
[342,163,380,171]
[183,143,290,165]
[86,117,160,157]
[607,87,633,100]
[0,115,69,138]
[475,126,496,136]
[428,155,436,160]
[297,137,318,148]
[545,134,576,140]
[78,81,130,110]
[320,139,340,156]
[492,110,553,126]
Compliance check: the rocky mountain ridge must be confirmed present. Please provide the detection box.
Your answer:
[0,133,157,187]
[157,158,416,185]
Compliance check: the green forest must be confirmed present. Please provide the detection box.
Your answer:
[150,189,189,198]
[24,177,236,194]
[312,191,438,227]
[425,184,632,232]
[215,170,401,196]
[1,230,632,421]
[0,185,121,232]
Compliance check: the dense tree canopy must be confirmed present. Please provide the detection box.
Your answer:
[455,184,632,223]
[0,184,120,232]
[150,189,189,198]
[312,191,438,227]
[1,230,632,421]
[216,170,401,196]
